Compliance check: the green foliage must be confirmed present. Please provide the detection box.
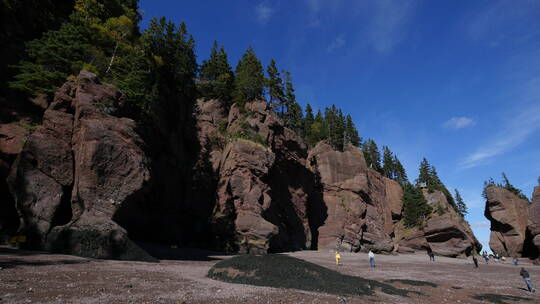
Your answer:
[0,0,75,95]
[454,189,468,217]
[415,158,455,208]
[482,173,529,201]
[198,41,234,105]
[224,115,268,147]
[344,115,361,147]
[402,183,432,228]
[9,0,140,97]
[265,59,284,108]
[232,47,264,106]
[362,139,382,172]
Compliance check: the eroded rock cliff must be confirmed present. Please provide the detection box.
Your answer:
[1,72,482,260]
[484,186,530,257]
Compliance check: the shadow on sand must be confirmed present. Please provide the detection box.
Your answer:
[0,247,91,269]
[471,293,532,304]
[136,242,231,262]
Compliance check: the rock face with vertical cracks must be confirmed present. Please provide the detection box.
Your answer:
[7,71,154,261]
[526,186,540,258]
[484,186,529,257]
[211,100,316,254]
[306,142,396,252]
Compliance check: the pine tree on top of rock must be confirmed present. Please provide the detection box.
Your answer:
[454,189,468,217]
[382,146,395,179]
[198,41,234,105]
[362,139,382,173]
[232,46,264,106]
[393,155,408,185]
[501,172,529,201]
[415,158,456,208]
[282,70,304,135]
[344,115,361,147]
[265,59,284,110]
[402,183,432,227]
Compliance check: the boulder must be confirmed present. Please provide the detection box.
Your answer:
[484,186,529,257]
[307,142,394,252]
[7,71,152,260]
[422,191,481,257]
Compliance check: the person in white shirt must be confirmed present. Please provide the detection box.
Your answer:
[368,250,375,267]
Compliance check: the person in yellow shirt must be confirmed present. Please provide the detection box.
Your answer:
[335,251,341,265]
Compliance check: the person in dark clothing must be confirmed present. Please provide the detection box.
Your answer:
[427,249,435,261]
[472,255,479,268]
[520,268,536,292]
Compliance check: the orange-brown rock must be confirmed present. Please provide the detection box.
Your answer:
[307,142,395,252]
[422,191,481,257]
[7,71,153,261]
[484,186,529,257]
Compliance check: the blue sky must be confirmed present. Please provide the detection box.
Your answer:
[140,0,540,252]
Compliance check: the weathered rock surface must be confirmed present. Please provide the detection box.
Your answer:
[0,123,29,239]
[212,139,276,253]
[307,142,395,252]
[393,190,481,257]
[422,191,481,257]
[484,186,529,257]
[6,71,153,261]
[2,72,482,259]
[526,186,540,258]
[210,100,314,253]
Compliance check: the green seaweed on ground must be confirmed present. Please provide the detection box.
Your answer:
[208,254,418,297]
[385,279,438,288]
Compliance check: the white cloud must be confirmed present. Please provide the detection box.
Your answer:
[255,3,275,25]
[368,0,417,53]
[327,34,346,52]
[443,117,476,129]
[460,102,540,169]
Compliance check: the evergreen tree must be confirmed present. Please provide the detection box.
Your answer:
[344,114,361,147]
[454,189,468,217]
[501,172,529,201]
[9,0,140,96]
[363,139,382,172]
[304,103,314,138]
[393,155,408,185]
[306,110,326,147]
[282,70,303,132]
[112,17,197,119]
[232,46,264,106]
[265,59,284,109]
[198,41,234,103]
[402,183,432,227]
[416,158,431,187]
[382,146,395,179]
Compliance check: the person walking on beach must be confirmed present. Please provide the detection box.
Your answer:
[472,255,479,268]
[368,250,376,267]
[482,251,489,264]
[520,268,536,292]
[335,251,341,266]
[428,251,435,262]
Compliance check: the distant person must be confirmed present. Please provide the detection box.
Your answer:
[472,255,479,268]
[368,250,376,267]
[428,252,435,262]
[513,256,519,266]
[482,252,489,264]
[335,251,341,266]
[520,267,536,293]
